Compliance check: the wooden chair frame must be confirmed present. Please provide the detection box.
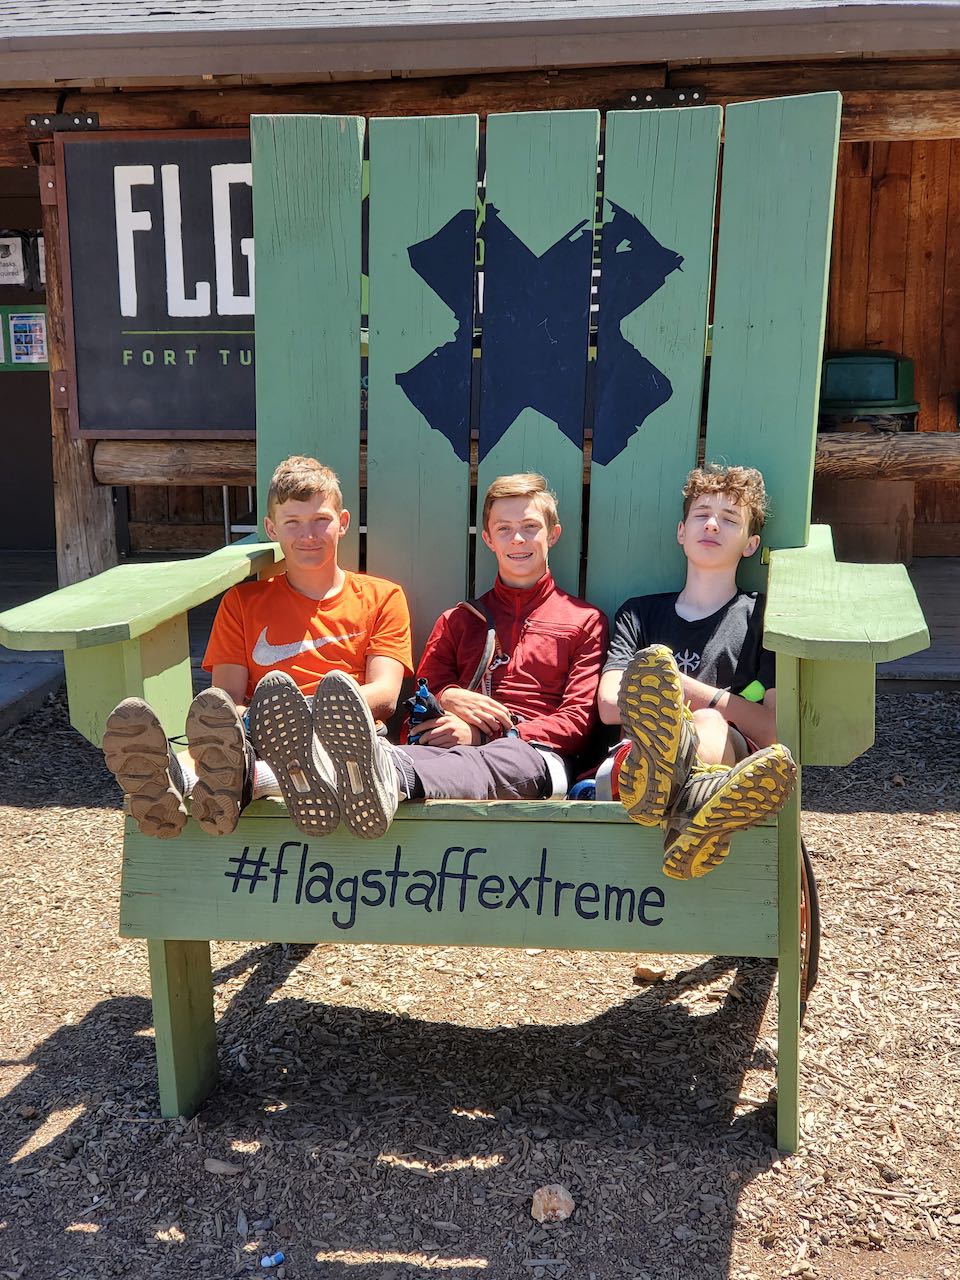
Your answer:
[0,94,928,1153]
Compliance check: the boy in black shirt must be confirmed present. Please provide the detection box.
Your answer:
[597,465,796,880]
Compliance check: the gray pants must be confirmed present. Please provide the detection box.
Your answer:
[392,737,550,801]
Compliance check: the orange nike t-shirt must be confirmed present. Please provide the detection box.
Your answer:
[202,570,413,702]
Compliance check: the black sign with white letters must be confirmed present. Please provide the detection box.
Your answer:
[61,133,254,437]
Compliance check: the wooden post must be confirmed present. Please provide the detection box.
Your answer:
[775,652,803,1155]
[147,938,218,1118]
[38,141,118,586]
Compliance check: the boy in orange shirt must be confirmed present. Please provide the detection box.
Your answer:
[102,455,413,838]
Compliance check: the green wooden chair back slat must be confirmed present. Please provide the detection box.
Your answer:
[707,92,841,575]
[475,110,601,596]
[586,106,721,621]
[251,114,365,568]
[366,115,478,654]
[247,100,842,638]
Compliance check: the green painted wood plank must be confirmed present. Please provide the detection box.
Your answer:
[766,527,930,661]
[251,115,364,567]
[800,657,875,765]
[238,797,777,825]
[120,815,778,958]
[0,541,277,651]
[64,615,193,747]
[707,93,841,578]
[147,939,218,1119]
[366,116,478,652]
[476,111,600,595]
[775,652,802,1154]
[239,796,776,824]
[586,107,721,621]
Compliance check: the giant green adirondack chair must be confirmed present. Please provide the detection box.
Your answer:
[0,95,928,1153]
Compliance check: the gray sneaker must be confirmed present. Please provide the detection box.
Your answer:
[102,698,187,839]
[662,744,798,880]
[248,672,341,837]
[312,671,399,840]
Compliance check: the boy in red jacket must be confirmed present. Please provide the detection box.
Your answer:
[393,472,609,802]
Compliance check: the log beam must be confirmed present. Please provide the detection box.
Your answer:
[0,65,667,164]
[670,58,960,94]
[93,440,256,487]
[814,432,960,481]
[89,431,960,489]
[6,59,960,166]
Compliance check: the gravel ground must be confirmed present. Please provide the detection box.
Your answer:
[0,691,958,1280]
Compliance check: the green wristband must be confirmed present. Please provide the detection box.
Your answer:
[739,679,766,703]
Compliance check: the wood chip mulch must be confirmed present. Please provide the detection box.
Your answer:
[0,691,958,1280]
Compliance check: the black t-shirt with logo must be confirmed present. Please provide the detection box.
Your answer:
[602,590,776,695]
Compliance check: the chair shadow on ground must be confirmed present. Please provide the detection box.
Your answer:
[1,940,782,1279]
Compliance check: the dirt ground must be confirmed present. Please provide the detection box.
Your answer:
[0,690,958,1280]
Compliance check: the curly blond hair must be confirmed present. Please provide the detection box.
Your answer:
[266,456,343,518]
[682,465,768,537]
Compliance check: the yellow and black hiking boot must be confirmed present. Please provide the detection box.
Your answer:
[661,744,798,880]
[617,644,699,825]
[102,697,188,839]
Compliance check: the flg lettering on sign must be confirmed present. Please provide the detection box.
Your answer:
[61,133,257,433]
[114,162,254,317]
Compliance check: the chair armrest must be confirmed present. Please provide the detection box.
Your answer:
[765,526,929,662]
[0,540,280,653]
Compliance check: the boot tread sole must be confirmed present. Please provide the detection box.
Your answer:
[249,677,340,837]
[103,699,186,840]
[663,746,797,880]
[617,647,686,824]
[313,675,395,840]
[186,688,249,837]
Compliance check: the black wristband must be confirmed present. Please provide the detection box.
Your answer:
[708,690,725,709]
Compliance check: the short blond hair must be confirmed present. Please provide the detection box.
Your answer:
[481,473,559,533]
[682,464,768,537]
[266,456,343,519]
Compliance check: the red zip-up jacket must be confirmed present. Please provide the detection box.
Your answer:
[416,573,609,757]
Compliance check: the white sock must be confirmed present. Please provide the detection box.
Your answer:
[175,753,279,801]
[253,760,282,799]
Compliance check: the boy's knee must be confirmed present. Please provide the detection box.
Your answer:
[691,708,737,765]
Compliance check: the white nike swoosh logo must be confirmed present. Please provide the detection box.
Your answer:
[252,628,363,666]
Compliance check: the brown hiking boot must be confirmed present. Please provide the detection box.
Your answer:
[662,744,798,880]
[617,644,699,825]
[185,687,255,836]
[102,698,187,839]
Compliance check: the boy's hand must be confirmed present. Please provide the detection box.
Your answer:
[438,687,513,734]
[414,713,481,748]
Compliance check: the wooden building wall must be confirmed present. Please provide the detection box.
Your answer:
[827,139,960,556]
[5,58,960,569]
[127,484,251,552]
